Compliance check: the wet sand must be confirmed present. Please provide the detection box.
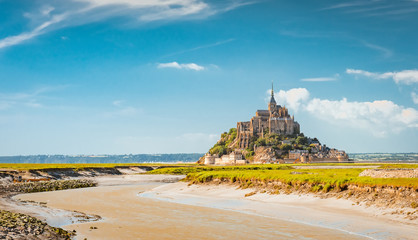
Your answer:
[14,175,371,240]
[144,182,418,240]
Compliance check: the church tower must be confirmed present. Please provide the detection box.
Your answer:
[268,81,276,112]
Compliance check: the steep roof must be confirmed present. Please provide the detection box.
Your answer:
[270,81,276,105]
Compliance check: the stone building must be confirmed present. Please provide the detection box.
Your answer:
[237,83,300,149]
[289,150,309,160]
[204,152,247,165]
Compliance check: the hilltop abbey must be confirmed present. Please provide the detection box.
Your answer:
[202,83,349,165]
[237,84,300,149]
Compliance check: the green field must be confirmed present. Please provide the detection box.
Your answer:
[149,163,418,191]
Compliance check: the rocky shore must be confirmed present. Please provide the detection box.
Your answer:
[0,178,98,239]
[0,166,151,183]
[0,210,73,240]
[0,166,182,239]
[1,179,96,193]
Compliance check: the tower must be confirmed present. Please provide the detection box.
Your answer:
[268,81,276,112]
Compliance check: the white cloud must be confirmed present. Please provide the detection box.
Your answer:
[158,62,205,71]
[361,41,392,58]
[412,92,418,104]
[112,100,124,107]
[140,2,208,21]
[273,88,310,112]
[346,68,377,78]
[0,86,67,110]
[301,77,337,82]
[77,0,200,8]
[320,2,369,11]
[269,87,418,137]
[76,0,210,21]
[320,1,417,18]
[0,13,67,49]
[346,68,418,85]
[0,0,249,50]
[163,38,235,58]
[106,100,141,117]
[41,6,55,16]
[305,98,418,136]
[392,70,418,85]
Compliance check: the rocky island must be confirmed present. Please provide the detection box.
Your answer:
[200,84,349,165]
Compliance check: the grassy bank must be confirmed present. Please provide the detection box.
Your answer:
[148,164,294,174]
[149,163,418,191]
[186,168,418,190]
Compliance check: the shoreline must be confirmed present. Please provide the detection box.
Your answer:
[8,175,371,240]
[7,174,416,240]
[1,163,417,240]
[2,174,185,227]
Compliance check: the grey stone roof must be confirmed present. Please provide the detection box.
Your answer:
[270,95,276,104]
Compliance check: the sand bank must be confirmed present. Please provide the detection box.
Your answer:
[142,182,418,240]
[15,175,371,240]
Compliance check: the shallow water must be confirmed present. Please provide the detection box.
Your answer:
[4,198,78,227]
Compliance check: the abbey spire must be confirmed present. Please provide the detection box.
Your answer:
[270,81,276,105]
[268,81,277,113]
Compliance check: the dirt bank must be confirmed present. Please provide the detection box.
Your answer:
[194,177,418,221]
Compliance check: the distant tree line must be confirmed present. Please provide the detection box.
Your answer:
[0,153,203,163]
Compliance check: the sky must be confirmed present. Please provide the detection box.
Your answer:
[0,0,417,155]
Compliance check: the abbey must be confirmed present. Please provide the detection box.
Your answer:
[237,84,300,149]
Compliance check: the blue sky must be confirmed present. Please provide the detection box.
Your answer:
[0,0,417,155]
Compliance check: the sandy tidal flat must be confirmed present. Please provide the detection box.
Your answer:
[14,175,416,240]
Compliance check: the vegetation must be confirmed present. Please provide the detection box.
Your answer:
[149,164,293,175]
[184,168,418,190]
[149,163,418,191]
[207,125,321,160]
[2,179,97,193]
[209,128,237,157]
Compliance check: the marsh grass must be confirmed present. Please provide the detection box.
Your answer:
[185,168,418,190]
[149,163,418,191]
[148,164,294,175]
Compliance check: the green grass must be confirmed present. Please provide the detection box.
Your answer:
[291,163,418,169]
[3,162,417,191]
[185,168,418,190]
[0,163,195,171]
[149,163,418,191]
[148,164,294,175]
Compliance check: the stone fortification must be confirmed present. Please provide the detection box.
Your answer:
[237,83,299,149]
[202,83,349,165]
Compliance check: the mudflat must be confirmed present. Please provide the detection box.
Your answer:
[145,182,418,240]
[15,176,370,240]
